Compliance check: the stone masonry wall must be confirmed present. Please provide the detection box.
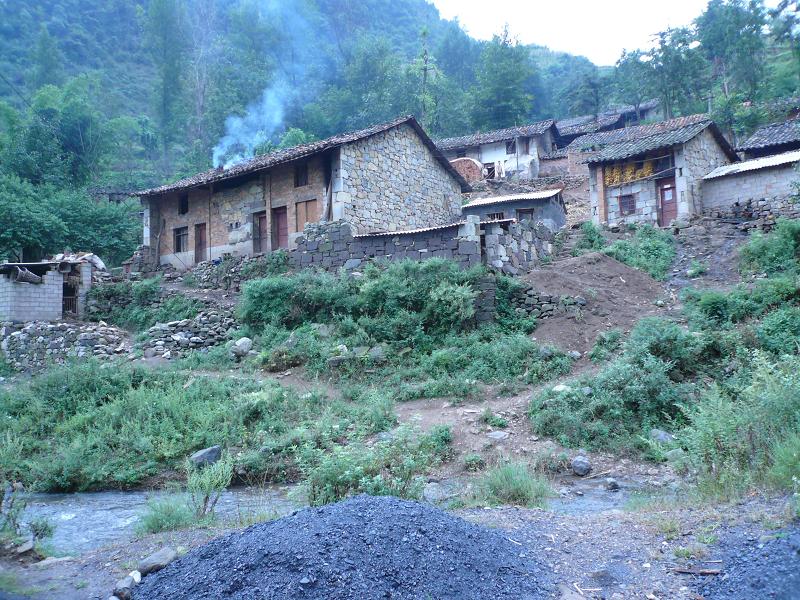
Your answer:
[682,128,733,214]
[701,165,799,229]
[0,321,130,371]
[337,123,463,232]
[140,309,237,359]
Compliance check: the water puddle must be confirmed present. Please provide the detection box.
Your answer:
[22,486,301,555]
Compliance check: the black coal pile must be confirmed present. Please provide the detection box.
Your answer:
[133,494,555,599]
[694,526,800,599]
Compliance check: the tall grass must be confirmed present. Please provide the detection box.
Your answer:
[478,462,553,507]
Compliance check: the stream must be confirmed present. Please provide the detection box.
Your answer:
[20,485,300,555]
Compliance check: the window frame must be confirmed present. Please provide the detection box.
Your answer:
[178,193,189,215]
[173,226,189,253]
[483,163,496,179]
[505,140,517,155]
[618,194,636,216]
[486,211,505,221]
[294,162,309,187]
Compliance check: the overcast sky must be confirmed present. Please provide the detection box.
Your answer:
[430,0,780,65]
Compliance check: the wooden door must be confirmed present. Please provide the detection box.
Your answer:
[194,223,207,263]
[272,207,288,249]
[253,212,267,254]
[657,178,677,226]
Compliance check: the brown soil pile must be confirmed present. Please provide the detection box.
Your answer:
[525,252,668,355]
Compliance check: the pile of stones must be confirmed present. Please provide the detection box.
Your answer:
[0,321,130,371]
[140,309,236,359]
[171,254,283,290]
[509,285,586,320]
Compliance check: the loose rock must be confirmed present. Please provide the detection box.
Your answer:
[138,547,178,576]
[571,455,592,477]
[188,445,221,467]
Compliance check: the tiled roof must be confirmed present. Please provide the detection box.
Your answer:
[139,115,469,195]
[462,188,563,209]
[704,149,800,180]
[434,120,556,151]
[737,118,800,152]
[556,113,623,137]
[564,114,737,164]
[540,148,568,160]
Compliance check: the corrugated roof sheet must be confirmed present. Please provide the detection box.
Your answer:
[737,118,800,152]
[354,218,516,238]
[434,120,555,151]
[139,115,468,195]
[462,189,563,208]
[704,149,800,180]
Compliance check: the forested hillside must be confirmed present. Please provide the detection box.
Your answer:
[0,0,798,264]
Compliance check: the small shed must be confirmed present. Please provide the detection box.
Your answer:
[461,188,566,232]
[0,260,92,323]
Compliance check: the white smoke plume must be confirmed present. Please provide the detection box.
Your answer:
[212,81,288,169]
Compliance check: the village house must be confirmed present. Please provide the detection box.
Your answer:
[435,120,557,181]
[737,118,800,159]
[137,116,469,269]
[461,189,566,232]
[702,149,800,222]
[583,115,738,226]
[555,99,663,146]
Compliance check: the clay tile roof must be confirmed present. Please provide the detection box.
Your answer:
[564,114,737,164]
[556,113,624,137]
[434,120,556,152]
[737,118,800,152]
[540,147,568,160]
[139,115,469,195]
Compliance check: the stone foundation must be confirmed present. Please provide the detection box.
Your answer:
[702,196,800,230]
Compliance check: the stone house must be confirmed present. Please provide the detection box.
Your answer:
[461,189,566,233]
[737,118,800,159]
[584,115,737,227]
[435,120,557,181]
[137,116,469,269]
[555,99,663,146]
[0,260,92,322]
[702,149,800,222]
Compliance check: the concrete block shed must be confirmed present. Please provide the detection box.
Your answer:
[0,261,92,323]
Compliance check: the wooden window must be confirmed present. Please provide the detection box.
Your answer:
[294,162,309,187]
[520,138,529,154]
[296,199,319,229]
[483,163,496,179]
[516,208,535,221]
[487,212,505,220]
[173,226,188,253]
[618,194,636,216]
[505,140,516,154]
[456,150,466,158]
[178,193,189,215]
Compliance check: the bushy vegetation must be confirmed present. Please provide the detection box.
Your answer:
[588,329,623,362]
[602,224,676,280]
[477,462,553,507]
[739,218,800,276]
[88,278,203,332]
[572,222,607,256]
[243,260,571,401]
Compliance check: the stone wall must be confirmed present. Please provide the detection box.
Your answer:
[0,321,130,371]
[0,269,62,322]
[682,128,733,214]
[508,286,587,320]
[336,123,463,232]
[292,217,556,275]
[140,309,237,359]
[701,165,799,229]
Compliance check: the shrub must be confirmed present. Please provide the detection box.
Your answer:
[769,431,800,491]
[739,218,800,275]
[478,462,552,507]
[239,250,289,280]
[137,498,197,534]
[572,221,607,255]
[602,224,676,279]
[684,277,800,325]
[463,453,486,472]
[624,317,704,378]
[687,260,708,278]
[757,307,800,354]
[480,408,508,428]
[187,457,233,518]
[494,275,537,333]
[588,329,623,362]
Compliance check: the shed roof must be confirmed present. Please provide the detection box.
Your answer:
[568,114,737,164]
[704,149,800,180]
[434,120,555,152]
[737,118,800,152]
[462,188,563,209]
[139,115,469,195]
[555,99,661,138]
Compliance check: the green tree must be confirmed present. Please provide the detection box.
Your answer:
[567,67,610,117]
[0,174,66,261]
[647,28,709,118]
[29,25,64,91]
[615,50,654,119]
[470,28,535,131]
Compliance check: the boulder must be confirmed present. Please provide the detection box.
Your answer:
[231,337,253,358]
[15,539,34,554]
[486,431,510,441]
[138,547,178,576]
[649,428,675,444]
[605,478,620,492]
[571,455,592,477]
[113,575,135,600]
[189,445,221,467]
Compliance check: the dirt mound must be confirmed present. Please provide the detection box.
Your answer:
[694,526,800,599]
[133,495,555,600]
[524,252,667,355]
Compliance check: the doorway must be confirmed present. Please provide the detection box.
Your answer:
[657,178,677,226]
[271,206,288,249]
[194,223,207,264]
[253,211,268,254]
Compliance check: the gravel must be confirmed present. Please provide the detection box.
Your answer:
[694,526,800,599]
[133,494,556,599]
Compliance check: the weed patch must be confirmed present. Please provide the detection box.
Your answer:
[572,222,607,256]
[602,224,675,279]
[477,462,553,507]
